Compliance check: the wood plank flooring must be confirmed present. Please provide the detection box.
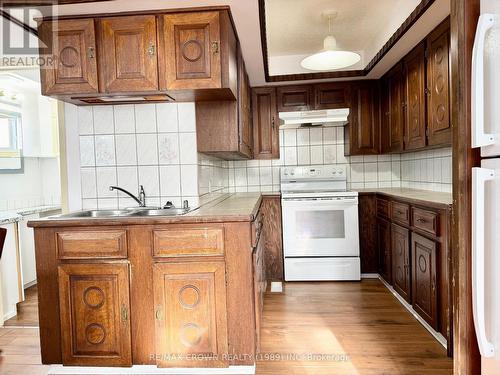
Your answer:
[4,285,39,327]
[0,279,452,374]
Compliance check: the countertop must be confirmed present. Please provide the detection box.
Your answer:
[0,205,62,225]
[28,194,263,228]
[354,188,452,207]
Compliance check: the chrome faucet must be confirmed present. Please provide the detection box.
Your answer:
[109,185,146,207]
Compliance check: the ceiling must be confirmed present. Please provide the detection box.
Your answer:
[0,0,450,86]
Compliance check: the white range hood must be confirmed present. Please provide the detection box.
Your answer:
[279,108,349,129]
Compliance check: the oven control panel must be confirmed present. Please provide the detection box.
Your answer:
[281,165,347,181]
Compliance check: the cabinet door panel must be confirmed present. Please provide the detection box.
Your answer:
[314,83,350,110]
[238,47,253,157]
[39,19,98,95]
[388,64,405,152]
[100,16,158,92]
[349,81,380,155]
[58,263,131,366]
[277,85,313,112]
[427,20,451,146]
[392,224,411,302]
[411,233,438,329]
[162,12,221,90]
[153,262,228,368]
[252,87,279,159]
[377,218,392,284]
[404,43,426,150]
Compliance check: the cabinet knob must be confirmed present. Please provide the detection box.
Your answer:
[147,43,156,56]
[155,305,163,321]
[87,47,95,59]
[211,41,220,54]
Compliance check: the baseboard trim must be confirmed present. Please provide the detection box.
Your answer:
[360,273,379,279]
[378,276,447,349]
[23,280,37,289]
[48,365,256,375]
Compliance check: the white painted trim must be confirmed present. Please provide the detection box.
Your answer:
[379,276,448,349]
[270,281,283,292]
[48,365,256,375]
[23,280,37,289]
[2,309,17,321]
[361,273,380,279]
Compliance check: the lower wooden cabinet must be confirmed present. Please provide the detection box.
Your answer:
[253,232,265,353]
[391,224,411,302]
[58,263,132,366]
[153,261,228,368]
[261,196,283,280]
[411,233,438,329]
[377,217,392,283]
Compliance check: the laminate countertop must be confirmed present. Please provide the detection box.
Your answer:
[355,188,452,208]
[28,194,264,228]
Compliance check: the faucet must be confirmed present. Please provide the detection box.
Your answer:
[109,185,146,207]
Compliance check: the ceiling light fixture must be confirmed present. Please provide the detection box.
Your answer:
[300,12,361,71]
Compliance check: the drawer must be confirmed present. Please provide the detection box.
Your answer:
[153,227,224,257]
[391,202,410,225]
[377,198,390,219]
[56,230,128,259]
[412,207,439,236]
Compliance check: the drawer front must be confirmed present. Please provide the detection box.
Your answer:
[412,207,439,236]
[391,202,410,225]
[56,230,127,259]
[153,228,224,257]
[377,198,390,219]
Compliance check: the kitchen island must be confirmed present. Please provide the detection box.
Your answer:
[28,193,269,373]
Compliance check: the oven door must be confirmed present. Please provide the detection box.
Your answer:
[281,196,359,257]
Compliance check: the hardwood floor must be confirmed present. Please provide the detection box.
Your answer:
[4,285,39,327]
[0,279,452,374]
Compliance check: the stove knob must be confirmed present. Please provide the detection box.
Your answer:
[332,171,337,175]
[338,170,344,174]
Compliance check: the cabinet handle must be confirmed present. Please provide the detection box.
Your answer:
[272,116,275,130]
[121,305,128,322]
[155,305,163,321]
[211,41,219,54]
[147,43,156,56]
[88,47,95,59]
[416,218,426,223]
[424,87,431,96]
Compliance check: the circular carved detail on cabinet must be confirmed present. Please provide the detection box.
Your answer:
[435,75,445,94]
[85,323,106,345]
[178,285,200,309]
[180,323,202,347]
[83,286,105,309]
[418,254,427,273]
[436,104,446,124]
[396,268,403,283]
[181,40,203,62]
[59,46,80,68]
[434,46,444,64]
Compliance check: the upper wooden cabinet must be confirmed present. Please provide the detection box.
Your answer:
[426,19,451,146]
[252,87,279,159]
[348,81,380,155]
[314,82,350,110]
[58,263,131,366]
[277,85,313,112]
[39,19,98,95]
[404,42,427,150]
[99,16,159,92]
[381,63,405,153]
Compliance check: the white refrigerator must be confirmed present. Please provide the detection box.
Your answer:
[471,1,500,373]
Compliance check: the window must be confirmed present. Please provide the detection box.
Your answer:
[0,115,19,152]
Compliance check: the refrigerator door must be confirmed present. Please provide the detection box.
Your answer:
[477,159,500,373]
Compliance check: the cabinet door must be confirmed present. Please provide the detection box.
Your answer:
[253,235,265,353]
[261,196,284,280]
[384,63,405,153]
[252,87,279,159]
[426,20,451,146]
[349,81,380,155]
[58,263,131,366]
[153,262,228,368]
[99,16,158,92]
[162,12,221,90]
[391,224,411,302]
[411,233,438,329]
[277,85,313,112]
[238,47,253,158]
[377,218,392,284]
[314,82,350,110]
[404,43,427,150]
[39,19,98,95]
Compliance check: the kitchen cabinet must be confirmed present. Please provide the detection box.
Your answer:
[426,19,451,146]
[0,222,22,324]
[377,217,392,283]
[153,261,228,367]
[314,82,350,110]
[253,223,265,353]
[392,223,411,302]
[252,87,279,159]
[58,263,132,366]
[196,45,252,159]
[381,63,405,153]
[261,196,284,280]
[38,19,98,95]
[358,194,378,273]
[403,42,427,150]
[277,85,313,112]
[348,81,380,155]
[18,214,38,288]
[411,232,438,330]
[99,16,159,93]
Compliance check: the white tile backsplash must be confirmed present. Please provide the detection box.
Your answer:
[114,105,135,134]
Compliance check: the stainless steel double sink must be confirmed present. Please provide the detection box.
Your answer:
[53,207,190,219]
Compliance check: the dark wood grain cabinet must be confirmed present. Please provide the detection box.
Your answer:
[314,82,350,110]
[261,196,284,280]
[252,87,279,159]
[392,223,411,302]
[277,85,313,112]
[39,19,99,95]
[377,217,392,283]
[359,194,378,273]
[381,63,405,153]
